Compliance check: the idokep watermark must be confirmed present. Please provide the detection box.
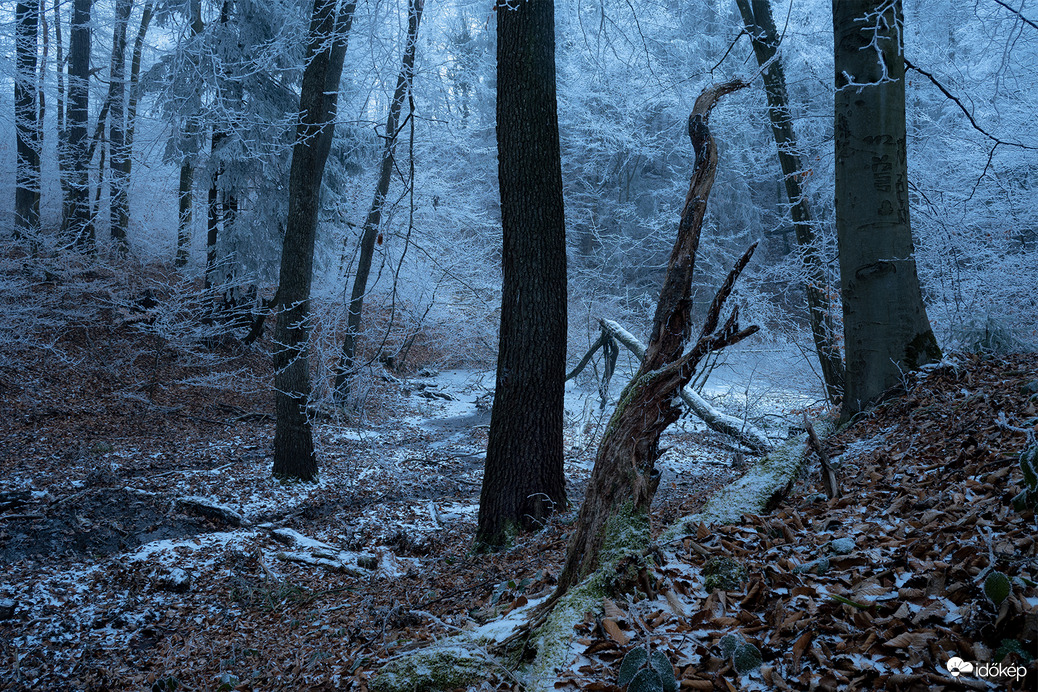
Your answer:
[946,656,1028,683]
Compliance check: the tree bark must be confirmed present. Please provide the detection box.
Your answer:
[114,0,152,248]
[175,0,204,269]
[833,0,940,421]
[15,0,41,235]
[597,318,771,453]
[205,0,234,288]
[475,0,569,549]
[108,0,133,251]
[552,80,758,596]
[272,0,357,480]
[735,0,845,403]
[54,0,68,215]
[62,0,92,249]
[333,0,424,401]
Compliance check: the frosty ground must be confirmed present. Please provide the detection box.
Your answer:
[1,321,1036,690]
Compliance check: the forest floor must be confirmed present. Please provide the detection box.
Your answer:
[1,270,1037,690]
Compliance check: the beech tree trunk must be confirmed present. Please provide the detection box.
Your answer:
[272,0,356,480]
[554,81,759,594]
[735,0,845,403]
[334,0,424,401]
[833,0,940,420]
[15,0,41,235]
[62,0,92,249]
[476,0,568,549]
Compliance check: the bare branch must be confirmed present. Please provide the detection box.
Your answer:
[904,57,1038,150]
[992,0,1038,31]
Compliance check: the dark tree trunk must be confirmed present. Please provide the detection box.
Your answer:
[334,0,424,401]
[62,0,92,249]
[833,0,940,421]
[206,176,220,289]
[735,0,845,403]
[118,2,153,237]
[108,0,133,251]
[553,81,758,595]
[175,0,203,269]
[177,164,193,267]
[54,0,68,214]
[272,0,357,480]
[37,2,47,227]
[205,0,234,287]
[475,0,568,549]
[15,0,41,235]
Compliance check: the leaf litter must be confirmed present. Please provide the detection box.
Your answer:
[1,295,1036,690]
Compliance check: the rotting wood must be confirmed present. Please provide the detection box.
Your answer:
[804,412,839,499]
[598,318,772,453]
[546,79,759,602]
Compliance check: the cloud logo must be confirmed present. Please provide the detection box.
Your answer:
[946,657,975,677]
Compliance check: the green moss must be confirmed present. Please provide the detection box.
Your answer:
[524,502,651,689]
[905,329,942,368]
[660,417,834,543]
[599,501,651,566]
[702,556,746,592]
[370,647,490,692]
[473,518,521,553]
[603,370,662,441]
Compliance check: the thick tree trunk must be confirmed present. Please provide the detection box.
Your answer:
[735,0,845,403]
[15,0,41,235]
[334,0,424,401]
[833,0,940,421]
[553,81,758,595]
[272,0,356,480]
[475,0,569,549]
[62,0,91,249]
[108,0,133,251]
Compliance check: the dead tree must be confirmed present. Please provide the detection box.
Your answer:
[553,80,758,596]
[566,318,772,452]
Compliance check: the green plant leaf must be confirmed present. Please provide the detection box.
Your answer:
[618,646,649,687]
[830,594,870,609]
[719,632,744,659]
[995,638,1032,663]
[984,571,1011,606]
[733,642,763,674]
[1020,445,1038,490]
[648,649,678,692]
[627,667,664,692]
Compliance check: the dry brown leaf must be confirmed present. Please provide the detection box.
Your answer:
[602,598,625,620]
[600,616,628,646]
[679,680,713,690]
[883,631,931,648]
[791,630,812,671]
[891,603,913,619]
[664,589,687,617]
